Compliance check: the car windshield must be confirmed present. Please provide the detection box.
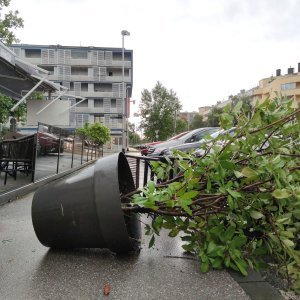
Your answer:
[199,127,236,142]
[167,131,189,141]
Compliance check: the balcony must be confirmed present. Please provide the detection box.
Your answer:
[74,107,122,114]
[48,74,131,83]
[23,56,42,65]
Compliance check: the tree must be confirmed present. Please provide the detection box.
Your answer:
[190,114,206,129]
[229,93,253,116]
[175,118,188,133]
[206,106,223,127]
[0,92,26,124]
[139,81,182,141]
[123,97,300,293]
[0,0,24,45]
[89,122,110,146]
[128,122,141,145]
[76,122,110,146]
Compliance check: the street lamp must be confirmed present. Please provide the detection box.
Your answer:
[121,29,130,153]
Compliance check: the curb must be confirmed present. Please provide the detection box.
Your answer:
[229,269,284,300]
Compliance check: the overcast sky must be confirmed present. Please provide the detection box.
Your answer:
[9,0,300,120]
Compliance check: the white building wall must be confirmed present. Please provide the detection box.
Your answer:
[26,100,70,126]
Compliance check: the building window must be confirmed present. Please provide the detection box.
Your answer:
[25,49,41,58]
[76,99,88,107]
[39,65,54,75]
[94,114,104,123]
[281,83,296,90]
[94,99,103,107]
[111,99,116,108]
[71,67,88,75]
[71,50,87,59]
[81,83,88,91]
[94,83,112,92]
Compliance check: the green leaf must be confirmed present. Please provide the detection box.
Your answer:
[220,160,235,170]
[234,258,248,276]
[233,101,243,114]
[241,167,258,179]
[162,222,176,229]
[234,171,244,178]
[201,260,209,272]
[272,189,291,199]
[182,244,195,252]
[168,228,179,237]
[207,242,225,257]
[222,225,236,242]
[168,182,182,192]
[149,235,155,248]
[276,217,291,225]
[231,236,247,248]
[211,257,223,268]
[293,210,300,220]
[181,190,199,200]
[282,239,295,247]
[227,189,242,199]
[250,211,264,219]
[178,198,193,216]
[227,195,236,210]
[148,181,155,193]
[224,256,231,267]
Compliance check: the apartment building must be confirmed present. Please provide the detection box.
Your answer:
[250,64,300,107]
[198,64,300,120]
[179,111,198,127]
[10,44,133,150]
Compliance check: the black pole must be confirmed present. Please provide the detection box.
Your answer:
[81,139,84,165]
[56,128,62,174]
[71,131,75,169]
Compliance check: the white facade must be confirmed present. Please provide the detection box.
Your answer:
[10,44,133,150]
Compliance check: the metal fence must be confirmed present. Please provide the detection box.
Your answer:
[125,154,176,189]
[36,122,103,179]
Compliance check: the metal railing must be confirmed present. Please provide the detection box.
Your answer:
[125,154,176,188]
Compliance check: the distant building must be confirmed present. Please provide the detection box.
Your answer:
[179,111,198,127]
[250,65,300,107]
[10,44,133,151]
[198,106,211,121]
[198,64,300,121]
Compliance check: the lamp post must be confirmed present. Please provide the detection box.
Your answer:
[121,29,130,153]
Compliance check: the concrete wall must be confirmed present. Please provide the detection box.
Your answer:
[26,100,70,126]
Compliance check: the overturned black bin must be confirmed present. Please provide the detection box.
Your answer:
[32,152,141,253]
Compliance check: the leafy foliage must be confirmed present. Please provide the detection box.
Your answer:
[0,0,24,45]
[206,106,223,127]
[175,118,188,133]
[128,122,141,145]
[190,114,206,130]
[76,122,110,146]
[0,92,26,123]
[139,81,182,141]
[123,97,300,293]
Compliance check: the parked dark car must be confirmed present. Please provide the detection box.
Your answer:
[162,127,237,156]
[147,127,219,157]
[141,131,190,156]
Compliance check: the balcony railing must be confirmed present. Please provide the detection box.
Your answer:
[22,56,132,68]
[74,107,122,114]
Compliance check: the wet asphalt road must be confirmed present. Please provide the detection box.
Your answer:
[0,192,249,300]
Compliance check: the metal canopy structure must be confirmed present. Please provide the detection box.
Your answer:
[0,41,58,100]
